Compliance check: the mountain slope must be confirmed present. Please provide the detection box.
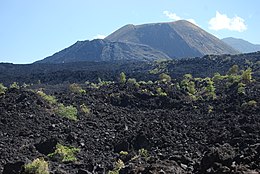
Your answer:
[222,37,260,53]
[36,39,170,63]
[106,20,239,58]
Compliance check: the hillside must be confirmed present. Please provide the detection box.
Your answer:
[36,20,240,64]
[36,39,170,63]
[106,20,239,58]
[1,52,259,85]
[222,37,260,53]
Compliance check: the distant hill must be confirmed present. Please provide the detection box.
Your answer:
[106,20,239,58]
[36,39,170,63]
[222,37,260,53]
[36,20,240,64]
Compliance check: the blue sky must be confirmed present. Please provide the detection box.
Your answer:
[0,0,259,64]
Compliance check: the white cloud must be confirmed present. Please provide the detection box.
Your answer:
[92,34,106,40]
[163,11,181,21]
[209,11,247,32]
[163,11,197,25]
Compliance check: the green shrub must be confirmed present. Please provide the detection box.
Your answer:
[127,78,137,85]
[48,143,80,162]
[237,82,246,94]
[24,158,49,174]
[55,104,78,121]
[119,72,126,84]
[212,72,225,81]
[156,87,167,96]
[69,83,86,94]
[119,151,128,155]
[241,100,257,108]
[241,68,252,83]
[183,74,193,80]
[0,83,7,95]
[138,148,149,161]
[37,91,57,105]
[205,78,216,99]
[247,100,257,107]
[227,65,239,75]
[208,105,214,113]
[159,73,171,83]
[10,82,19,89]
[108,159,125,174]
[80,104,90,114]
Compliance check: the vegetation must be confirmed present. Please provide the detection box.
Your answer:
[227,65,239,75]
[205,78,216,99]
[237,82,246,94]
[119,151,128,155]
[138,148,149,160]
[181,74,196,96]
[80,104,90,114]
[37,91,57,105]
[159,73,171,83]
[48,143,80,162]
[0,83,7,95]
[55,104,78,121]
[241,68,252,83]
[156,87,167,96]
[108,159,125,174]
[126,78,140,88]
[24,158,49,174]
[119,72,126,84]
[10,82,20,89]
[69,83,86,94]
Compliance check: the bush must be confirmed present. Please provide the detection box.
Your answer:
[80,104,90,114]
[205,78,216,99]
[69,83,86,94]
[127,78,137,85]
[241,100,257,108]
[108,159,125,174]
[227,65,239,75]
[24,158,49,174]
[0,83,7,95]
[10,82,19,89]
[156,87,167,96]
[119,72,126,84]
[237,82,246,94]
[138,148,149,159]
[159,73,171,83]
[37,91,57,105]
[55,104,78,121]
[241,68,252,83]
[212,72,225,82]
[48,143,80,162]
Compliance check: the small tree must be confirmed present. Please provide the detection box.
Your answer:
[227,65,239,75]
[48,143,80,162]
[159,73,171,83]
[205,78,216,99]
[10,82,19,89]
[241,68,252,83]
[0,83,7,95]
[237,82,246,94]
[119,72,126,84]
[69,83,86,94]
[24,158,49,174]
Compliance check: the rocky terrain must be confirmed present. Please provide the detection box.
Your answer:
[1,52,259,86]
[0,56,260,173]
